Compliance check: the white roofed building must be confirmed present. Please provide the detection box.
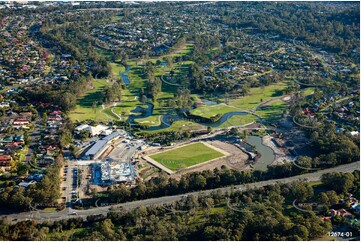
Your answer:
[75,124,89,132]
[88,124,108,136]
[75,124,108,136]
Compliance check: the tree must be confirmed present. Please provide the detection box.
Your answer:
[317,190,339,207]
[80,131,90,143]
[55,154,64,167]
[23,131,31,145]
[109,185,131,203]
[165,56,173,69]
[203,226,231,240]
[61,92,77,111]
[95,219,117,240]
[291,225,309,240]
[290,181,314,202]
[296,156,312,168]
[104,86,116,104]
[16,163,30,176]
[41,112,48,125]
[229,127,239,136]
[195,174,207,188]
[321,172,354,194]
[112,82,122,101]
[207,126,213,133]
[140,95,147,104]
[92,101,97,113]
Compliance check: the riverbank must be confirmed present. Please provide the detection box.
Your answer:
[262,135,295,166]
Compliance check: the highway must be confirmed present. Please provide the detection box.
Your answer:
[3,161,359,224]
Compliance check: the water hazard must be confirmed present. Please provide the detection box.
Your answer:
[120,66,131,85]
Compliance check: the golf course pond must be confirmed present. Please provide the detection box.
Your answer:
[120,66,131,85]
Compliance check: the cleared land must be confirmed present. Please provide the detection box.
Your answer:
[149,142,225,171]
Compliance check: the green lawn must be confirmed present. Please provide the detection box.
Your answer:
[143,120,204,134]
[302,87,315,96]
[255,101,287,121]
[190,104,240,118]
[109,62,125,77]
[228,82,287,110]
[189,83,287,121]
[68,79,114,121]
[134,115,161,126]
[218,114,258,128]
[19,146,28,162]
[150,142,224,171]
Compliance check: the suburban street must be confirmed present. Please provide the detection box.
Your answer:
[2,161,359,224]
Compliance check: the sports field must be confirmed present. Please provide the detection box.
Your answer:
[149,142,225,171]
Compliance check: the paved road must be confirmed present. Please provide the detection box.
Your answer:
[143,155,175,175]
[3,161,359,223]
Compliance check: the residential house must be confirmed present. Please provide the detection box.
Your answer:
[5,142,23,149]
[330,209,353,218]
[37,156,55,165]
[14,135,24,143]
[0,155,12,166]
[1,136,13,143]
[13,118,30,125]
[18,180,37,188]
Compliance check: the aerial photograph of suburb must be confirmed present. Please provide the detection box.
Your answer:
[0,0,359,241]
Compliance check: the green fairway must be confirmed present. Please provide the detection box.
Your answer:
[134,115,161,126]
[228,82,287,110]
[69,79,114,121]
[255,101,287,121]
[190,104,240,118]
[143,120,204,134]
[302,87,315,96]
[109,62,125,77]
[190,83,287,121]
[149,142,225,171]
[218,114,258,128]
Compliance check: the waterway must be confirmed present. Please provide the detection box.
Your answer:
[246,136,275,171]
[127,103,154,124]
[126,104,256,131]
[118,65,257,131]
[207,112,248,128]
[120,66,131,85]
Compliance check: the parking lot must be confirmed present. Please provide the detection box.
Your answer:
[60,163,80,205]
[107,139,143,163]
